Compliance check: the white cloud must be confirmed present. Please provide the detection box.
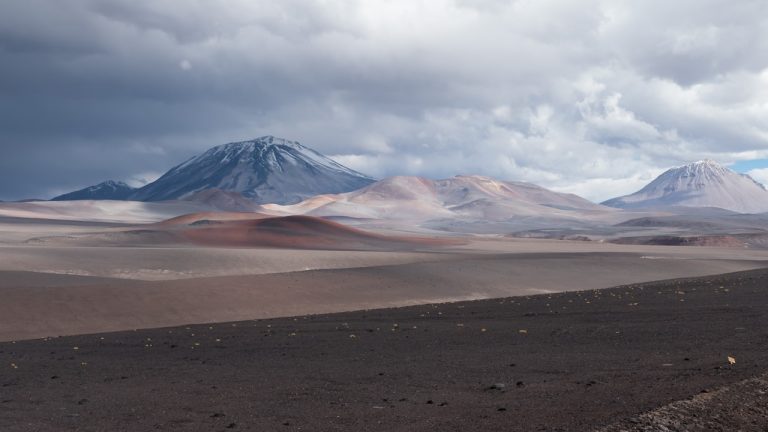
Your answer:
[126,172,162,187]
[2,0,768,201]
[747,168,768,188]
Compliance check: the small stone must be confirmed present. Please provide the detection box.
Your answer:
[487,383,506,391]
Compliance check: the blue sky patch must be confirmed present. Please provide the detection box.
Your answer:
[730,159,768,173]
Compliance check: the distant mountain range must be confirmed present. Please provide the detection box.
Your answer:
[53,136,375,205]
[50,138,768,215]
[259,175,612,228]
[52,180,136,201]
[602,160,768,214]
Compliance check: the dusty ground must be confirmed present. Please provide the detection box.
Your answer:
[1,269,767,431]
[1,250,766,341]
[2,214,768,341]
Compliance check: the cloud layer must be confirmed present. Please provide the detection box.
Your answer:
[1,0,768,201]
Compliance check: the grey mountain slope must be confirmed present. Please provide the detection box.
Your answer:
[603,160,768,214]
[130,136,375,205]
[52,180,136,201]
[180,189,260,212]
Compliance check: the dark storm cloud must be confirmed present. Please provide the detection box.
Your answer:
[1,0,768,201]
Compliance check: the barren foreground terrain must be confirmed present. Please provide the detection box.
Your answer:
[2,210,768,430]
[2,269,768,431]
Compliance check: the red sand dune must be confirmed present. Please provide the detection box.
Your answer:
[23,213,460,250]
[179,215,455,250]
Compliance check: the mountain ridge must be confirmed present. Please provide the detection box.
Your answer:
[52,180,136,201]
[258,174,613,224]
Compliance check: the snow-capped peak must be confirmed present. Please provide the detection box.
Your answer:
[94,180,131,190]
[662,160,766,190]
[173,136,371,179]
[209,136,303,154]
[130,136,375,204]
[603,160,768,213]
[675,159,728,177]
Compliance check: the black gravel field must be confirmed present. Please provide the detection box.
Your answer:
[2,268,768,431]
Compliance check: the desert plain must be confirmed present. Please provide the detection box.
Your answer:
[1,201,768,431]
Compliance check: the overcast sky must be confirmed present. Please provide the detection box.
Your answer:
[2,0,768,201]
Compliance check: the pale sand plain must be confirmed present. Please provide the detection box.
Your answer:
[2,211,768,341]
